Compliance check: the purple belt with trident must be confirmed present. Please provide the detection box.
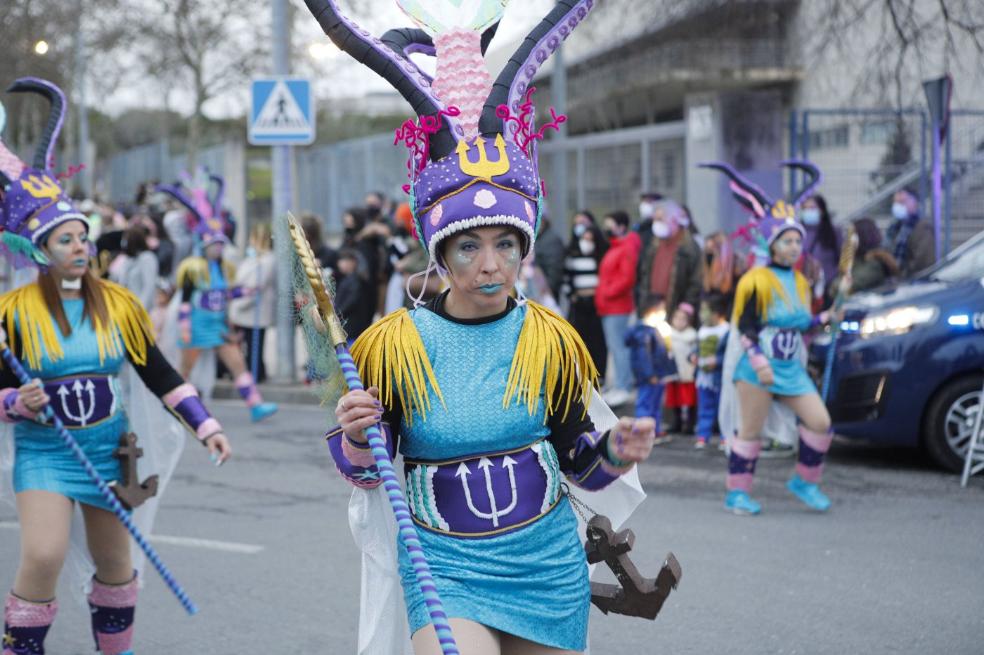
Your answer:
[761,327,804,361]
[42,374,118,428]
[404,441,563,538]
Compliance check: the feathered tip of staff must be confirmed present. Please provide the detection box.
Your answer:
[284,211,347,347]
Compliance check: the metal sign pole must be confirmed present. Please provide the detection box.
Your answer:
[272,0,296,382]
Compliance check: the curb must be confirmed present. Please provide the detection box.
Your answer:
[212,380,323,406]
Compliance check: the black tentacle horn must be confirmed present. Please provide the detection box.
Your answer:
[698,161,774,211]
[781,159,823,206]
[479,0,592,139]
[304,0,461,161]
[7,77,67,171]
[208,173,225,217]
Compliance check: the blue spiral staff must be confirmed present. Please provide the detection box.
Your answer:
[334,345,459,654]
[0,338,198,616]
[285,213,458,653]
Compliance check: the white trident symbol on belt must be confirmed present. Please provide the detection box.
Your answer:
[57,379,96,426]
[774,331,799,360]
[455,456,519,527]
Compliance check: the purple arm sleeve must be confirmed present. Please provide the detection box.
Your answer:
[162,384,223,441]
[325,422,396,489]
[565,430,632,491]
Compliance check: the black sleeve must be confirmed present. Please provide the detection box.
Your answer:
[180,279,194,303]
[127,341,186,398]
[0,325,24,389]
[547,391,609,474]
[737,289,763,347]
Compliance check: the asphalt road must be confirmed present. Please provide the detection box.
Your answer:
[1,400,982,654]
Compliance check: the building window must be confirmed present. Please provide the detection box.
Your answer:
[808,125,849,150]
[860,120,895,145]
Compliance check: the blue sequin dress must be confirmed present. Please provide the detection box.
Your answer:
[398,305,590,651]
[13,299,128,510]
[733,266,817,396]
[185,259,229,349]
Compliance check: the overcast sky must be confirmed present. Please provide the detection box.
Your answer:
[104,0,555,119]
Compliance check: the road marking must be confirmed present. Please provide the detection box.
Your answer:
[0,521,264,554]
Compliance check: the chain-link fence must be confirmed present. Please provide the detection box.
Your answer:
[291,122,688,237]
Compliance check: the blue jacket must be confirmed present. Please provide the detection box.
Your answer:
[624,324,676,384]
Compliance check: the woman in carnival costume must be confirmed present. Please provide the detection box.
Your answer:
[157,176,278,422]
[305,1,655,652]
[702,160,838,515]
[0,79,231,655]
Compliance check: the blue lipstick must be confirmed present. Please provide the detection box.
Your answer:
[478,283,503,295]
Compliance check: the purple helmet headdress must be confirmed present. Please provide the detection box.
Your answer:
[305,0,595,262]
[0,78,87,267]
[156,170,231,250]
[699,159,823,247]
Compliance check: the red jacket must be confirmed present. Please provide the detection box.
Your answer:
[595,231,641,316]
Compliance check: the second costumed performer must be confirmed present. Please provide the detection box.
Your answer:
[308,0,656,652]
[157,176,278,423]
[0,79,231,655]
[724,210,838,516]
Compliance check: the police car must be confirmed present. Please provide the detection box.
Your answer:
[817,230,984,471]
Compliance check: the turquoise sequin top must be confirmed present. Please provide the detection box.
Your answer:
[733,265,817,396]
[13,299,129,509]
[397,304,590,651]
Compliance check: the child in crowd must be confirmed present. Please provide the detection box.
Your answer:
[625,300,677,443]
[666,302,698,434]
[150,278,174,340]
[695,293,730,449]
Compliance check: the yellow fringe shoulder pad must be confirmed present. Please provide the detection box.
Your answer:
[99,279,156,366]
[176,257,208,289]
[505,301,598,423]
[732,267,812,324]
[0,280,154,370]
[349,308,444,426]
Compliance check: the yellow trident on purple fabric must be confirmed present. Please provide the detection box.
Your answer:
[456,134,510,181]
[21,173,61,200]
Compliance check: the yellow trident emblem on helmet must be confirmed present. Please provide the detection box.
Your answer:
[21,174,61,201]
[456,135,510,181]
[770,200,795,220]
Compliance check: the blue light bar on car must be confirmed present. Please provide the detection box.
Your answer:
[947,314,970,327]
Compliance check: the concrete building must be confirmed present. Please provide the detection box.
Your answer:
[514,0,984,248]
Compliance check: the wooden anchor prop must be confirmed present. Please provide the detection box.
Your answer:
[584,515,682,620]
[109,432,158,510]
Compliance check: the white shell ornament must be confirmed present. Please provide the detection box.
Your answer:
[395,0,508,35]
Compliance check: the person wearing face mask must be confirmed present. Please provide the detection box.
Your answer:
[563,211,609,380]
[634,191,664,256]
[720,214,840,516]
[0,79,232,655]
[885,188,936,278]
[799,194,842,303]
[597,210,642,407]
[636,199,703,321]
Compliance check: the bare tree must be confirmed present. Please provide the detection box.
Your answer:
[804,0,983,107]
[128,0,269,171]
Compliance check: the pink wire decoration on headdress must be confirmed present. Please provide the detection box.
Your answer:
[395,106,462,191]
[496,87,567,160]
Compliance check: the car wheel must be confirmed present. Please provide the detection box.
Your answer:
[924,375,984,472]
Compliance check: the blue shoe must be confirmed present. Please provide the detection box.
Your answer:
[250,402,278,423]
[724,490,761,515]
[786,474,831,511]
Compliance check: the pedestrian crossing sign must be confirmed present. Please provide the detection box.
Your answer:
[248,78,315,146]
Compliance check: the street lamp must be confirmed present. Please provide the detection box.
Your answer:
[33,40,49,55]
[307,41,333,62]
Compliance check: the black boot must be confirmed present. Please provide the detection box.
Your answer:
[683,406,696,436]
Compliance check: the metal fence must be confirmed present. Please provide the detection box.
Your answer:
[789,107,984,253]
[293,121,688,236]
